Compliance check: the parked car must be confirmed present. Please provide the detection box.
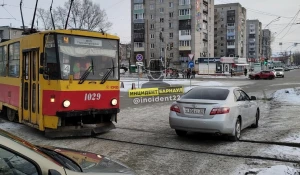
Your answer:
[274,68,284,78]
[169,86,260,141]
[0,129,135,175]
[248,70,275,80]
[284,67,290,71]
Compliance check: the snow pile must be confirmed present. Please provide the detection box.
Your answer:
[246,165,300,175]
[272,87,300,105]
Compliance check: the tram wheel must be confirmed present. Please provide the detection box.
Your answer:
[7,108,17,122]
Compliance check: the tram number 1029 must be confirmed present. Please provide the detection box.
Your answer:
[84,93,101,101]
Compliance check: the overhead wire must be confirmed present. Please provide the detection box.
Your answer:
[275,9,300,38]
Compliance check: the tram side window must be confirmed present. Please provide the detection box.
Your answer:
[8,42,20,78]
[0,46,7,77]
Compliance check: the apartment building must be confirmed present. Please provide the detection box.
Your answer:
[246,20,262,64]
[131,0,214,71]
[262,29,272,59]
[214,3,247,58]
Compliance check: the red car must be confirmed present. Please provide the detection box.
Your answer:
[249,70,275,80]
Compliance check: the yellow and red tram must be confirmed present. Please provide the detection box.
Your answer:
[0,29,120,137]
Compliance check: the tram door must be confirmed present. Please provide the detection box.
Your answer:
[22,49,39,125]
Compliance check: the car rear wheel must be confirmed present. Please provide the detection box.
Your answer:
[175,130,187,137]
[251,110,259,128]
[229,118,241,142]
[255,76,260,80]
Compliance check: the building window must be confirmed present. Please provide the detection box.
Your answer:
[169,33,173,38]
[150,4,154,10]
[8,42,20,77]
[169,12,174,18]
[179,0,190,5]
[160,18,164,22]
[150,34,155,39]
[179,40,190,47]
[180,30,190,35]
[161,48,165,52]
[228,23,234,26]
[169,23,173,28]
[134,13,144,20]
[151,14,154,19]
[179,9,190,16]
[134,4,144,10]
[221,50,224,52]
[227,42,235,46]
[227,29,234,33]
[221,37,224,40]
[150,43,155,49]
[160,8,164,13]
[150,24,155,29]
[134,42,144,48]
[169,2,173,7]
[151,53,155,58]
[170,53,174,57]
[160,0,164,3]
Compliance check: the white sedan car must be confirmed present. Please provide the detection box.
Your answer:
[169,86,260,141]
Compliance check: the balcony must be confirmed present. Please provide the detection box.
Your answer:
[133,9,144,14]
[134,0,144,3]
[179,35,191,41]
[227,24,235,29]
[178,4,192,10]
[179,15,191,20]
[227,45,235,49]
[179,46,192,51]
[133,19,145,23]
[203,0,208,5]
[248,38,255,43]
[134,46,145,52]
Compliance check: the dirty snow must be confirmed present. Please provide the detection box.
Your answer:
[246,165,300,175]
[272,87,300,105]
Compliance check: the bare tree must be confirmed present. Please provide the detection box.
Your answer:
[36,0,112,32]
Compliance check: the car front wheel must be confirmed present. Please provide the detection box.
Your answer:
[251,110,259,128]
[229,118,241,141]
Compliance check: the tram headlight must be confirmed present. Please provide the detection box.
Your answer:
[63,100,71,108]
[111,99,118,106]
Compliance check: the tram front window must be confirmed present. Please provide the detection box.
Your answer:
[44,34,119,80]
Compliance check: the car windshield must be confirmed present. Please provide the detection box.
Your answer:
[181,88,230,100]
[274,68,283,71]
[44,34,119,80]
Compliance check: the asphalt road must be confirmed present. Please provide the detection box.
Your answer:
[1,69,300,175]
[120,69,300,109]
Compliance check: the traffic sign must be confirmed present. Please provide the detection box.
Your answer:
[188,61,194,68]
[188,54,194,60]
[136,54,143,61]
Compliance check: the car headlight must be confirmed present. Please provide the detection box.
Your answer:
[63,100,71,108]
[111,99,118,106]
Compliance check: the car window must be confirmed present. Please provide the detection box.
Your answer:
[181,88,230,100]
[0,147,39,175]
[234,90,244,101]
[239,90,250,101]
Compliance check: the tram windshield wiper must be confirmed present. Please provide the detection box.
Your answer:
[100,59,115,84]
[78,58,94,84]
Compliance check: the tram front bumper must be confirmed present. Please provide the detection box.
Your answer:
[45,122,116,138]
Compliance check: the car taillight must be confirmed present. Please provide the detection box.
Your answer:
[170,105,181,113]
[210,107,230,115]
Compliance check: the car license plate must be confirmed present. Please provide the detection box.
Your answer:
[185,108,205,114]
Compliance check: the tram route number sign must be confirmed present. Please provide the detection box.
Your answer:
[84,93,101,101]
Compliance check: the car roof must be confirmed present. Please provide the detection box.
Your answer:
[0,128,37,150]
[190,86,241,91]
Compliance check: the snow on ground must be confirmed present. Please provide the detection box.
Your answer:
[272,87,300,105]
[245,165,300,175]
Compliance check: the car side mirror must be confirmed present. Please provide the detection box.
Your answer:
[251,96,256,100]
[48,169,62,175]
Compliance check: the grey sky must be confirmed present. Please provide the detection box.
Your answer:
[0,0,299,56]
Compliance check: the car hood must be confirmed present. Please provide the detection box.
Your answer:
[39,145,135,174]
